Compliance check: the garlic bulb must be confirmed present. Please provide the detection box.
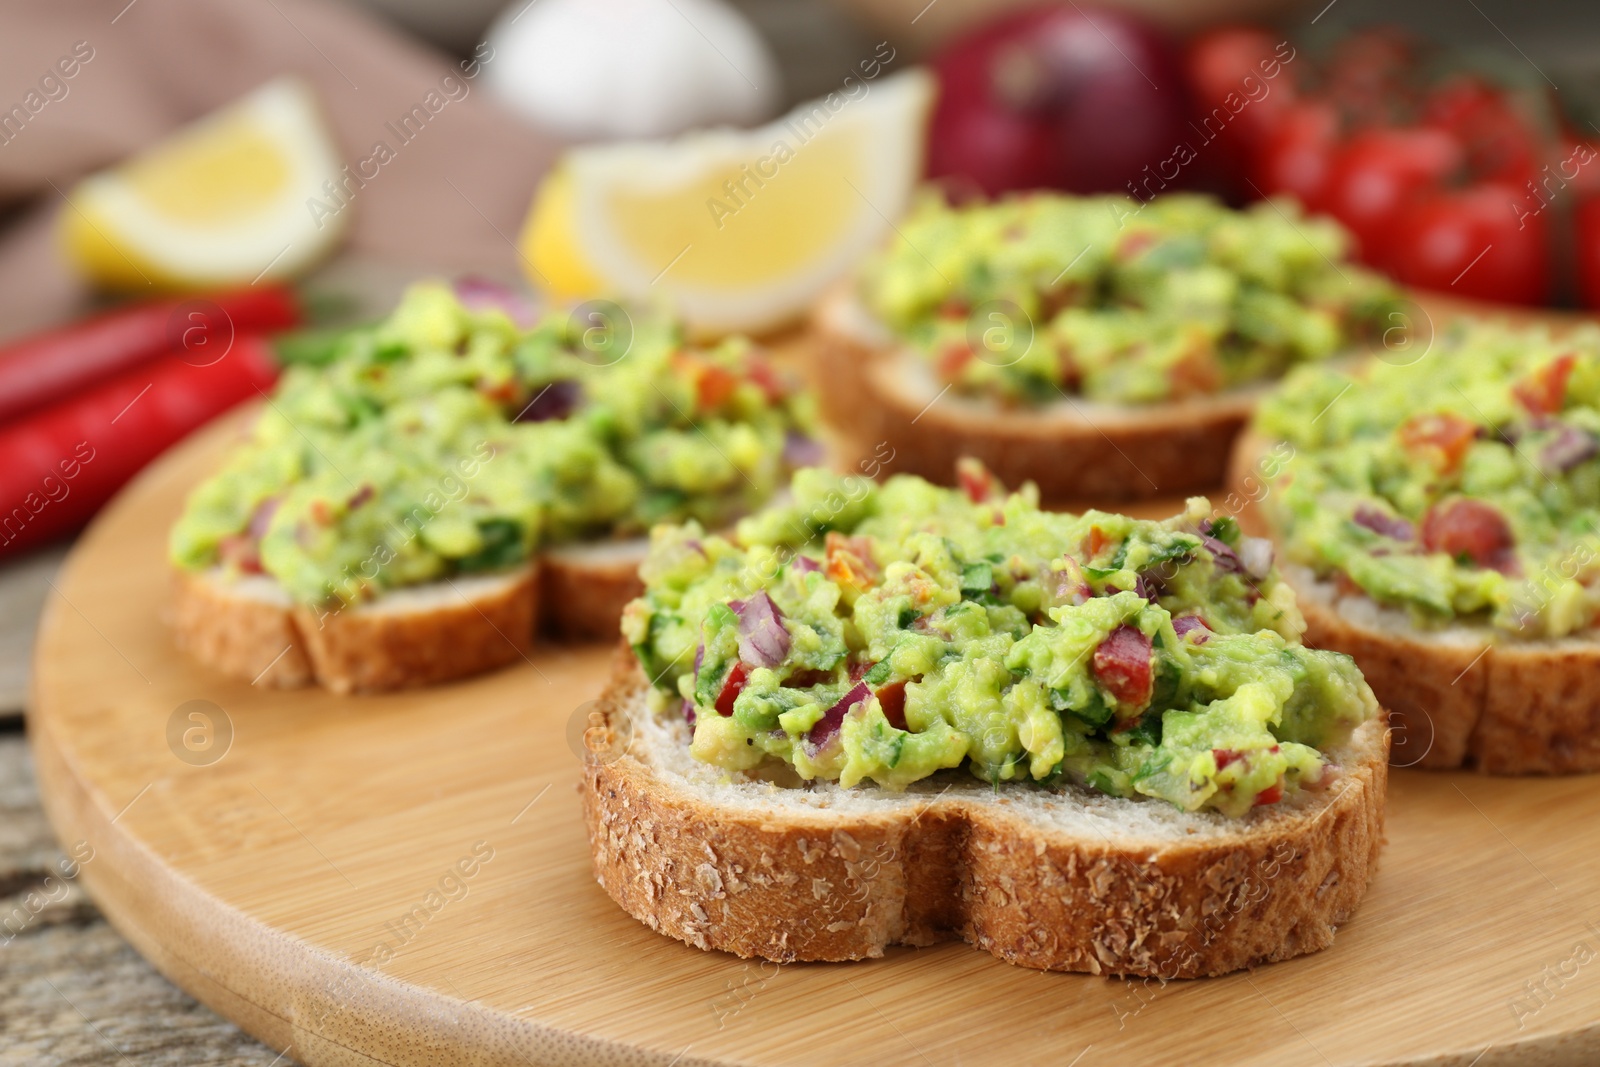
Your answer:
[484,0,781,141]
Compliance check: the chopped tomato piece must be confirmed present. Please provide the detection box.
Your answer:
[1093,624,1153,711]
[478,378,520,404]
[696,364,739,411]
[1085,525,1114,561]
[1254,781,1284,806]
[217,534,263,574]
[1421,498,1516,571]
[938,342,974,378]
[1512,352,1577,416]
[1397,411,1478,473]
[956,458,997,503]
[1168,344,1222,397]
[825,532,880,591]
[1213,748,1243,770]
[715,662,748,717]
[876,680,908,730]
[1116,230,1157,262]
[744,355,787,404]
[308,499,333,525]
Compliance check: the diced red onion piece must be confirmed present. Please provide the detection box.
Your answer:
[454,275,538,326]
[1542,425,1599,472]
[1198,534,1244,575]
[783,431,826,468]
[1352,505,1415,542]
[730,590,790,667]
[792,554,821,574]
[247,496,281,540]
[515,379,582,422]
[1172,614,1210,643]
[808,680,870,749]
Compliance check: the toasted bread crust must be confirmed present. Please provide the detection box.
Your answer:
[292,569,539,694]
[1233,431,1600,774]
[810,284,1255,502]
[538,545,645,643]
[168,570,314,688]
[170,566,539,694]
[582,653,1388,977]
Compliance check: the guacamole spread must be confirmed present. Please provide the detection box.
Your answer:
[169,283,817,607]
[1257,321,1600,639]
[622,465,1375,815]
[859,192,1400,406]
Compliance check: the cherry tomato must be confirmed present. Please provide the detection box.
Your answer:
[1322,126,1463,265]
[1422,76,1543,186]
[1253,99,1340,211]
[1387,183,1552,306]
[1323,27,1419,126]
[1576,196,1600,311]
[1185,27,1298,189]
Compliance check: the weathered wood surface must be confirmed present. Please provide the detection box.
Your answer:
[1,734,284,1065]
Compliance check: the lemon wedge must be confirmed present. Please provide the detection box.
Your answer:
[521,69,934,334]
[61,78,346,292]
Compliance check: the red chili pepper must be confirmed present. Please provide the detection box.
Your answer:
[0,335,280,557]
[0,286,298,428]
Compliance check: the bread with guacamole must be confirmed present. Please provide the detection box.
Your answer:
[813,191,1399,501]
[581,465,1387,976]
[1238,320,1600,774]
[167,282,820,692]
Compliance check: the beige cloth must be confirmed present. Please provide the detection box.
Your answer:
[0,0,561,335]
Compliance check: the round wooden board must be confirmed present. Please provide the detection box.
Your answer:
[28,409,1600,1067]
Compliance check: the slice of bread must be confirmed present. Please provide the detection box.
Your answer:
[582,650,1389,977]
[811,284,1261,502]
[169,565,539,694]
[538,537,647,643]
[1231,432,1600,774]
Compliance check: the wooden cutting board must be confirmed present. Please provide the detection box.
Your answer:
[28,408,1600,1067]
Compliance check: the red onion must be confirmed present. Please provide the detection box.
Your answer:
[514,379,582,422]
[454,275,538,326]
[808,680,869,749]
[1352,505,1415,542]
[247,496,281,540]
[791,554,821,574]
[927,5,1190,197]
[1542,426,1599,472]
[1172,614,1210,643]
[730,590,790,667]
[782,431,826,468]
